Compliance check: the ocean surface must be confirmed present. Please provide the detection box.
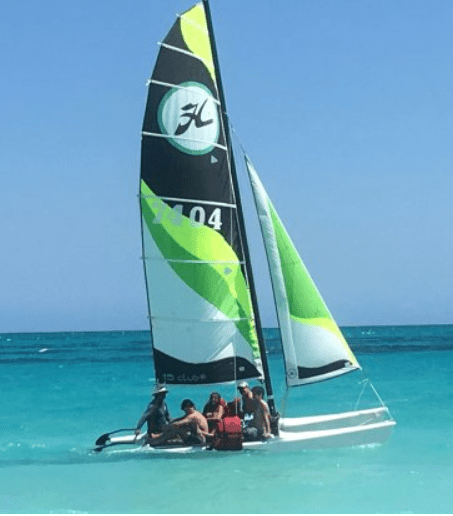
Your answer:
[1,325,452,514]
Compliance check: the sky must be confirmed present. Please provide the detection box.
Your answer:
[1,0,452,333]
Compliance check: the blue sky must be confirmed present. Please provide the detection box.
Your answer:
[1,0,452,332]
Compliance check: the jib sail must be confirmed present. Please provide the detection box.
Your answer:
[245,155,360,386]
[140,3,263,385]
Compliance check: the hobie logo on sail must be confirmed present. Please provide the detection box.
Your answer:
[158,82,220,155]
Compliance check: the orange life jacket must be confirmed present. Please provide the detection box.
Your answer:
[213,416,243,451]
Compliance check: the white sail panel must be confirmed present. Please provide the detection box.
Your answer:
[151,320,259,366]
[141,204,263,384]
[245,155,360,387]
[143,222,262,366]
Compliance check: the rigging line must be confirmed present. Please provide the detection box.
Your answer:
[229,122,247,156]
[147,80,221,105]
[140,195,236,209]
[141,131,227,151]
[354,378,369,411]
[369,381,391,412]
[223,120,256,291]
[138,126,156,381]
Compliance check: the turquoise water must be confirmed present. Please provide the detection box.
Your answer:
[1,325,452,513]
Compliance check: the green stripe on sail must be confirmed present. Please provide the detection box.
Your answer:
[268,200,358,364]
[268,201,330,319]
[141,181,259,358]
[180,4,216,82]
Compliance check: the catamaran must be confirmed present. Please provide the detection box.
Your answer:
[94,0,395,454]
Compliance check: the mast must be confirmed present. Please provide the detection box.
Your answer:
[202,0,277,417]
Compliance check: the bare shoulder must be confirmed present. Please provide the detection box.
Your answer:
[260,399,270,412]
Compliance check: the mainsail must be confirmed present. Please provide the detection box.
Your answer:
[140,3,263,384]
[245,155,360,386]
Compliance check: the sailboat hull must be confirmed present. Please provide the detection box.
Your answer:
[96,410,395,455]
[264,419,396,452]
[280,406,391,432]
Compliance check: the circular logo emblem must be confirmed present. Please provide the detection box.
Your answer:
[158,82,220,155]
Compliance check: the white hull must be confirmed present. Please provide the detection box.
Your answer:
[100,408,395,455]
[280,406,391,432]
[267,419,395,452]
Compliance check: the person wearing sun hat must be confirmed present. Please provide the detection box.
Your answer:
[135,384,171,438]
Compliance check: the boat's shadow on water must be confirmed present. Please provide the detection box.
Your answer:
[0,446,261,468]
[1,440,385,469]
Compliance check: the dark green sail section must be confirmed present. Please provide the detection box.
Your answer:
[140,3,262,385]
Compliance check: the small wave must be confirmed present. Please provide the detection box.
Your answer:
[2,328,452,364]
[0,354,152,364]
[354,343,453,354]
[1,343,452,364]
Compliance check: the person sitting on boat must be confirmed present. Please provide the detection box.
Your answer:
[237,381,254,418]
[134,385,170,439]
[202,392,227,431]
[242,386,272,441]
[210,398,243,451]
[147,399,209,446]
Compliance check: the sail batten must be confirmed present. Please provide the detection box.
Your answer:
[177,14,209,34]
[151,316,254,323]
[144,258,245,265]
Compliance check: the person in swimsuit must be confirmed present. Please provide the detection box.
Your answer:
[237,381,254,418]
[202,392,226,431]
[135,385,171,438]
[242,386,272,441]
[147,399,209,446]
